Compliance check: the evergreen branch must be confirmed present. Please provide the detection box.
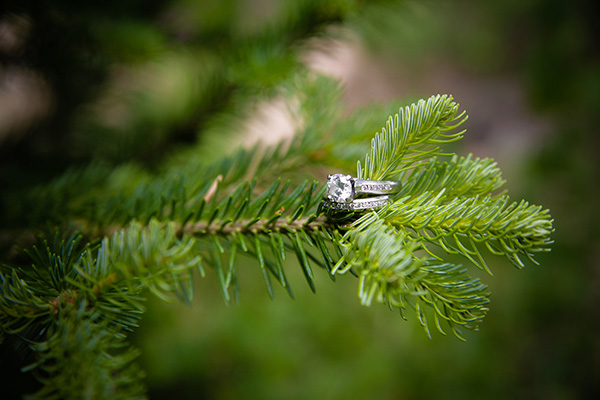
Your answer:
[0,269,52,335]
[0,217,340,397]
[359,192,553,272]
[357,94,467,181]
[0,231,88,335]
[113,175,338,302]
[397,154,506,198]
[26,301,145,400]
[2,177,337,334]
[335,218,489,339]
[0,86,556,398]
[0,222,195,342]
[0,0,561,393]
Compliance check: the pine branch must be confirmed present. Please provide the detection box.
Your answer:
[397,154,506,199]
[357,94,467,181]
[25,301,145,400]
[334,217,489,339]
[0,88,555,397]
[327,94,552,338]
[174,178,337,300]
[0,0,558,395]
[356,191,553,272]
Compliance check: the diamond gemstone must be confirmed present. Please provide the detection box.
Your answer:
[327,174,354,203]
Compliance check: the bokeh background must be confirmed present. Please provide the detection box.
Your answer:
[1,0,599,398]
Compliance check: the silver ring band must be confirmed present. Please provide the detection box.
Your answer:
[353,179,401,195]
[323,195,391,211]
[324,174,400,210]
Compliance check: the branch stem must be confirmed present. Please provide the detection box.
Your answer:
[179,215,330,237]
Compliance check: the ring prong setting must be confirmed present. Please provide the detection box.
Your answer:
[326,174,355,204]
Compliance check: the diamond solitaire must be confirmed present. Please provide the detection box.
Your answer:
[326,174,354,203]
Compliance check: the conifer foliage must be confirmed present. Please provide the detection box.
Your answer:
[0,85,553,397]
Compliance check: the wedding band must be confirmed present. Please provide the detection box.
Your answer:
[323,195,391,211]
[323,174,400,210]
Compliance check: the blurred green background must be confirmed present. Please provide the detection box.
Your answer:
[1,0,599,398]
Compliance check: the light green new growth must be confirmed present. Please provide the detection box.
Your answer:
[358,94,467,181]
[334,218,489,339]
[336,95,552,339]
[0,89,553,398]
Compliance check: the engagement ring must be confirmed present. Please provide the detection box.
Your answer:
[323,174,400,211]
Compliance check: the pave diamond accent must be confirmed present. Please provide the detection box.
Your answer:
[323,197,389,211]
[327,174,354,203]
[358,183,393,191]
